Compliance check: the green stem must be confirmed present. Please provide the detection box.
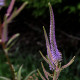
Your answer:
[53,67,60,80]
[56,71,60,80]
[2,43,15,80]
[53,71,57,80]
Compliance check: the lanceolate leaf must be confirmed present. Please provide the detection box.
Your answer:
[7,33,20,46]
[17,65,23,80]
[46,55,55,70]
[6,0,16,17]
[6,39,18,51]
[43,26,50,56]
[47,46,57,66]
[24,70,37,80]
[16,2,28,16]
[0,76,10,80]
[7,2,28,23]
[61,56,75,70]
[37,69,46,80]
[41,62,49,80]
[47,71,53,78]
[39,51,51,65]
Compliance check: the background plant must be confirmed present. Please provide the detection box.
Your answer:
[0,0,38,80]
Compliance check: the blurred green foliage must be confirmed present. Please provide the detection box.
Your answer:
[0,47,80,80]
[5,0,80,17]
[5,0,62,17]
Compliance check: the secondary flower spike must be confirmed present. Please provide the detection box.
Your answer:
[44,3,62,70]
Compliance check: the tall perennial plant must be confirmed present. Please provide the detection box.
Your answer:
[38,3,75,80]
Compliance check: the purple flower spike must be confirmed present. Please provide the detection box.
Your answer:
[44,3,62,70]
[49,3,62,69]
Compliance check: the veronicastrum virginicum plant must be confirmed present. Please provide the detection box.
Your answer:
[38,3,75,80]
[0,0,37,80]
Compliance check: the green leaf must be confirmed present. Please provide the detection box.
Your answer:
[17,65,23,80]
[41,62,49,80]
[7,2,28,23]
[6,0,16,17]
[16,2,28,16]
[77,3,80,10]
[61,56,75,70]
[46,55,55,70]
[24,70,37,80]
[37,69,46,80]
[0,76,10,80]
[39,51,51,65]
[6,39,18,51]
[43,26,50,50]
[7,33,20,46]
[69,6,76,13]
